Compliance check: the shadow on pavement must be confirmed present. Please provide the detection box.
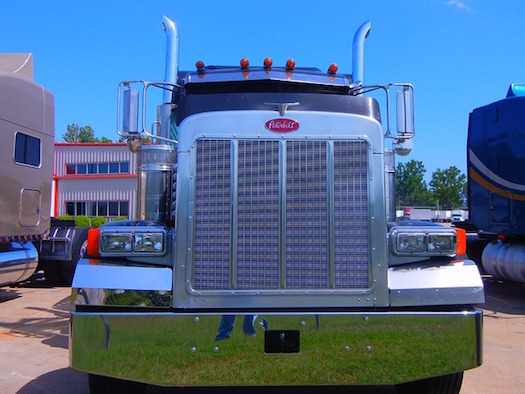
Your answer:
[0,287,21,303]
[482,276,525,316]
[17,367,89,394]
[12,271,54,289]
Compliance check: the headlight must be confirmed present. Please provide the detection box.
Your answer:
[391,227,457,257]
[99,227,166,256]
[427,233,456,254]
[134,233,164,252]
[101,233,132,252]
[396,233,426,253]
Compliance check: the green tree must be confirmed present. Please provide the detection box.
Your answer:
[78,125,97,142]
[63,123,111,143]
[395,160,433,207]
[429,166,467,209]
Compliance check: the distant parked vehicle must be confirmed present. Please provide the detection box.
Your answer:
[451,213,465,223]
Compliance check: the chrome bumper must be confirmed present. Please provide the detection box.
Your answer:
[70,309,482,387]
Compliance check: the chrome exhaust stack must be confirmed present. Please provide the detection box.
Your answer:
[135,17,179,223]
[158,16,179,140]
[352,21,371,87]
[162,15,179,104]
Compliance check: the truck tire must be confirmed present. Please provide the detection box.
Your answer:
[395,372,463,394]
[42,261,64,287]
[88,374,146,394]
[43,228,89,287]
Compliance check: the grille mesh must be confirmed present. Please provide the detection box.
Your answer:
[286,141,328,288]
[333,141,369,288]
[193,139,370,291]
[237,141,280,289]
[193,140,231,289]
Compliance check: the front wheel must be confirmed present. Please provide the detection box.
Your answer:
[88,374,146,394]
[395,372,464,394]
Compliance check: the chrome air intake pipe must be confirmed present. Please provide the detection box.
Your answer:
[352,21,371,87]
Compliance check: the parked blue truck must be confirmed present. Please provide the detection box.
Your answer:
[468,83,525,283]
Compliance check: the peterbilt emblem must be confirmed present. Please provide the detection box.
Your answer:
[265,118,299,133]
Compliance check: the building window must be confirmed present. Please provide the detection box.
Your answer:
[65,161,130,175]
[66,202,75,216]
[14,132,41,167]
[120,201,129,216]
[76,202,86,215]
[77,164,87,174]
[65,200,130,219]
[109,162,119,174]
[66,202,87,216]
[98,163,108,174]
[97,201,108,216]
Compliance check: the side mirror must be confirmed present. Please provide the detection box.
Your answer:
[123,88,139,134]
[396,88,414,136]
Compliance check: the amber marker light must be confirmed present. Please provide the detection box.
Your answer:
[328,63,338,74]
[286,59,296,70]
[195,60,205,71]
[240,58,250,69]
[263,57,273,68]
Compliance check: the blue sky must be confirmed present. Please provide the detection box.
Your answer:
[3,0,525,181]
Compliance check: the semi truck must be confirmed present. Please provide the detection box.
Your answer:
[0,54,89,288]
[468,84,525,283]
[70,16,484,394]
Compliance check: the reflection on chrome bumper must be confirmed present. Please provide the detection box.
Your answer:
[70,309,482,386]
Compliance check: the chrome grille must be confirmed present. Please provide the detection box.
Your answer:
[193,139,370,291]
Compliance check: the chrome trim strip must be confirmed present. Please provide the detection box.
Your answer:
[72,259,172,291]
[388,259,484,306]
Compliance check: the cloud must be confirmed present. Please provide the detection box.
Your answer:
[446,0,473,11]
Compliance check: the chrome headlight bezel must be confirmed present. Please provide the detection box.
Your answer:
[391,227,457,257]
[99,226,167,256]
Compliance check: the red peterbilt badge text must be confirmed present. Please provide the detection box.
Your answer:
[265,118,299,133]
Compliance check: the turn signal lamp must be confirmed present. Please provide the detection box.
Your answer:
[455,227,467,256]
[86,228,101,258]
